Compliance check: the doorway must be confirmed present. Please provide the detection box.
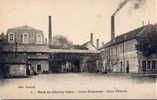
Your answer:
[120,62,123,72]
[73,60,80,72]
[126,61,129,73]
[37,64,41,72]
[142,60,146,72]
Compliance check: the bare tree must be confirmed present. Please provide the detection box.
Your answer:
[50,35,73,49]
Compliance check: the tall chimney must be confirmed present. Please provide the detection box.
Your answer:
[111,15,115,40]
[48,16,52,47]
[90,33,93,44]
[96,39,99,49]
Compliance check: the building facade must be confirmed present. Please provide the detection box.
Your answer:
[7,25,46,44]
[0,25,49,77]
[0,25,100,77]
[100,24,157,74]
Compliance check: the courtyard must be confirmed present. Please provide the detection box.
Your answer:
[0,73,156,99]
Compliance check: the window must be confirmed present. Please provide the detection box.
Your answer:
[152,61,156,69]
[8,33,15,43]
[24,34,27,39]
[30,32,35,42]
[37,64,41,72]
[36,53,42,55]
[142,61,146,72]
[120,62,123,72]
[116,47,119,56]
[10,34,14,41]
[147,61,151,69]
[120,45,123,53]
[23,33,29,43]
[36,34,42,44]
[126,61,129,73]
[110,48,113,56]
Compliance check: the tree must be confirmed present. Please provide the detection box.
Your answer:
[50,35,73,49]
[136,25,157,57]
[0,32,7,77]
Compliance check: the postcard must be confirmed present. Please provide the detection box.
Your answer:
[0,0,156,99]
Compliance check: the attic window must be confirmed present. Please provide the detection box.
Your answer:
[36,34,42,44]
[9,33,15,43]
[10,34,14,41]
[23,33,29,43]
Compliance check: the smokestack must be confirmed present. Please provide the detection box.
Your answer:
[111,15,115,40]
[96,39,99,49]
[90,33,93,44]
[48,16,52,46]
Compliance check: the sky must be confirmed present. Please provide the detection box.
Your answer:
[0,0,156,46]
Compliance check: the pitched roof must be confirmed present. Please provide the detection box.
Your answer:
[8,25,42,32]
[81,41,97,50]
[99,24,156,49]
[69,45,88,50]
[2,44,100,54]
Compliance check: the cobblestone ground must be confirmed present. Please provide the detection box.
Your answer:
[0,73,156,99]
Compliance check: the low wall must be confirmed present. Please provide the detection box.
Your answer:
[7,64,27,77]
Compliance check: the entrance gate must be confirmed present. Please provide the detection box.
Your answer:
[49,53,81,73]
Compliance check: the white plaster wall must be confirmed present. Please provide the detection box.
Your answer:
[9,64,27,77]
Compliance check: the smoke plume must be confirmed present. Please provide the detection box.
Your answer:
[113,0,130,16]
[113,0,146,16]
[133,0,146,9]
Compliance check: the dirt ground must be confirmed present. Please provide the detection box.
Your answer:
[0,73,156,99]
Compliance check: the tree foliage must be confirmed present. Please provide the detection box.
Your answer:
[50,35,73,49]
[136,25,157,57]
[0,32,7,51]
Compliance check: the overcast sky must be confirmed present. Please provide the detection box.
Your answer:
[0,0,156,45]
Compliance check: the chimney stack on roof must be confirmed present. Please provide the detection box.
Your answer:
[96,39,99,49]
[90,32,93,44]
[142,20,145,26]
[48,16,52,47]
[111,15,115,40]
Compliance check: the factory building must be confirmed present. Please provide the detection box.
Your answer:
[7,25,46,44]
[0,16,100,77]
[99,15,157,74]
[0,25,49,77]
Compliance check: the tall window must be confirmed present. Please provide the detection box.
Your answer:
[120,61,123,72]
[116,47,118,56]
[152,61,156,69]
[147,61,151,69]
[30,32,35,43]
[37,64,41,72]
[142,61,146,72]
[36,34,42,44]
[23,33,29,43]
[8,33,15,43]
[120,45,123,53]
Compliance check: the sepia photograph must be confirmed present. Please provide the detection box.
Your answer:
[0,0,156,99]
